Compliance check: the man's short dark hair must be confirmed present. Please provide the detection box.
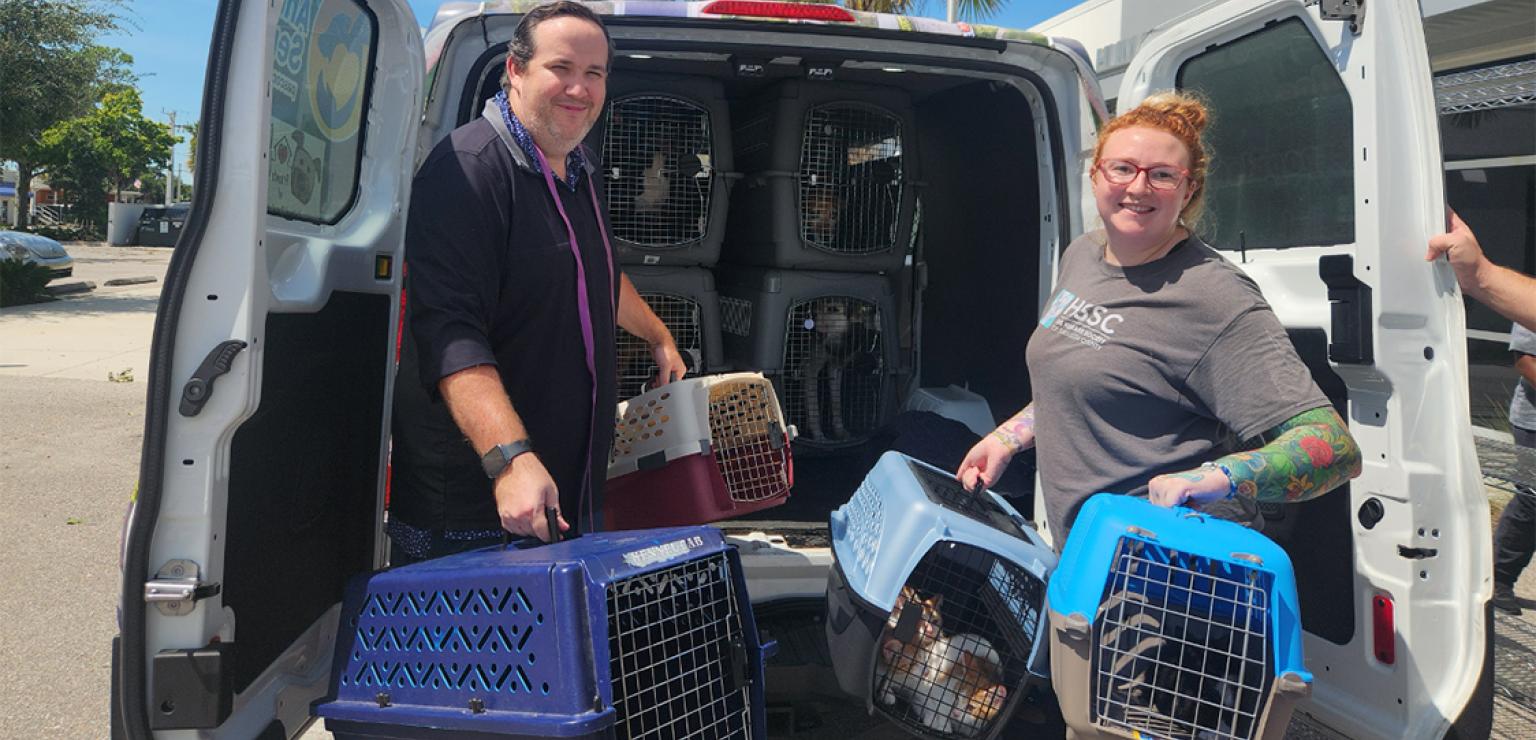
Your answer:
[507,1,615,73]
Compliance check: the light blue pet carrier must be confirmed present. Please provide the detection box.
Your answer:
[1047,494,1312,740]
[825,451,1057,740]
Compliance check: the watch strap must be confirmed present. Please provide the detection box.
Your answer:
[481,439,534,479]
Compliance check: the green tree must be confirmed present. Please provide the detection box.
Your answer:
[0,0,128,229]
[37,88,177,229]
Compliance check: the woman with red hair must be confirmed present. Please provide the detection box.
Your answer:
[958,92,1361,545]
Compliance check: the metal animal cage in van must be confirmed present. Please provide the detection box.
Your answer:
[615,266,724,400]
[604,373,794,530]
[1047,495,1312,740]
[825,452,1057,740]
[593,73,734,266]
[716,267,901,446]
[728,80,918,272]
[315,527,773,740]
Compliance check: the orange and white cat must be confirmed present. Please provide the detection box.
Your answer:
[876,587,1009,736]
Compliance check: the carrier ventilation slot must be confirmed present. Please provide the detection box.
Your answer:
[617,292,703,399]
[1092,537,1274,740]
[782,296,884,444]
[798,104,904,255]
[604,94,715,249]
[606,552,752,739]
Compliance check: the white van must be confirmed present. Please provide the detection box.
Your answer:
[113,1,1495,738]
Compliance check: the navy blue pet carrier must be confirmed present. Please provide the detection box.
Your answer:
[315,527,774,739]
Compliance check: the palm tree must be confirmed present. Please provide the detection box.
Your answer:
[839,0,1006,22]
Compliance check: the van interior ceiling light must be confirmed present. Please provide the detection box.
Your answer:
[701,0,857,23]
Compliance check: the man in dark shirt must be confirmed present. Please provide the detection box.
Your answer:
[390,1,684,562]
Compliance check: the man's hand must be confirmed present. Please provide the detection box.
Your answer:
[957,435,1017,490]
[1426,207,1488,289]
[492,454,569,542]
[1148,467,1231,508]
[649,340,688,389]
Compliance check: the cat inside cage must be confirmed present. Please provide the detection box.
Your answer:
[604,94,715,248]
[783,296,884,442]
[872,542,1041,739]
[798,104,904,255]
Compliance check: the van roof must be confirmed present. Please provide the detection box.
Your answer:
[421,0,1104,123]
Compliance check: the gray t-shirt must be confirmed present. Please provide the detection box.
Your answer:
[1027,231,1331,542]
[1508,323,1536,432]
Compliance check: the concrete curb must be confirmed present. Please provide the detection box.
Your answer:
[103,276,158,287]
[46,281,97,296]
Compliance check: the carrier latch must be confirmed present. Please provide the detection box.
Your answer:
[144,559,222,616]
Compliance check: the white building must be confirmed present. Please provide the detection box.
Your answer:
[1033,0,1536,431]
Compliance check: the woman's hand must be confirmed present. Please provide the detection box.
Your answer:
[1147,467,1231,508]
[957,435,1018,490]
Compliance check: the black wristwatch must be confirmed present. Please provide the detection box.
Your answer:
[481,439,534,479]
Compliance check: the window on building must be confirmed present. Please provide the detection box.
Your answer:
[1175,17,1354,250]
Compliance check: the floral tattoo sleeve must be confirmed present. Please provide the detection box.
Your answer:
[990,404,1036,451]
[1215,407,1361,503]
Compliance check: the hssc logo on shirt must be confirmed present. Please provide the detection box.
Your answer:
[1041,289,1123,334]
[1041,289,1124,350]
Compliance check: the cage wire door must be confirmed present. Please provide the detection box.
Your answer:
[799,103,903,255]
[707,379,790,503]
[782,296,884,444]
[604,95,715,250]
[606,551,754,739]
[874,540,1043,739]
[1092,537,1273,740]
[617,292,702,399]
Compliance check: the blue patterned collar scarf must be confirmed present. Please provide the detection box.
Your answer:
[494,90,587,191]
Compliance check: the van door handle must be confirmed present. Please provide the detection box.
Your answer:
[179,340,247,417]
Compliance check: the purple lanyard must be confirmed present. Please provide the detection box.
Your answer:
[529,144,616,530]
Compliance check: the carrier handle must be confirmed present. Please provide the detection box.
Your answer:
[498,507,565,548]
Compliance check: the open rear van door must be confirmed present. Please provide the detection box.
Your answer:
[1119,1,1492,737]
[113,0,421,737]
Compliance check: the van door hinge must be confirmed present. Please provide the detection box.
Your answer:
[144,559,221,616]
[1307,0,1365,34]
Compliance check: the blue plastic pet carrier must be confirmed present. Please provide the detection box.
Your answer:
[1047,494,1312,740]
[825,451,1057,740]
[314,527,774,739]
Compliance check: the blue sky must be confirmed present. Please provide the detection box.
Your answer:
[102,0,1081,180]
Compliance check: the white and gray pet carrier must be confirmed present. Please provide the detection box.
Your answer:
[592,73,734,266]
[715,266,901,446]
[616,265,724,400]
[727,80,919,273]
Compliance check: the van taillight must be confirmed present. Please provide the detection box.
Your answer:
[1372,593,1395,665]
[700,0,856,22]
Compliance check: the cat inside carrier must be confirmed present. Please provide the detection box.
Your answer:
[595,73,733,266]
[825,452,1056,740]
[615,265,724,401]
[727,80,918,272]
[315,527,774,740]
[1048,494,1312,740]
[717,267,902,448]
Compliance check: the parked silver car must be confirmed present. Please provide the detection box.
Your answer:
[0,230,73,281]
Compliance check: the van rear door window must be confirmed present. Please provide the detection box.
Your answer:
[1175,18,1355,250]
[267,0,376,224]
